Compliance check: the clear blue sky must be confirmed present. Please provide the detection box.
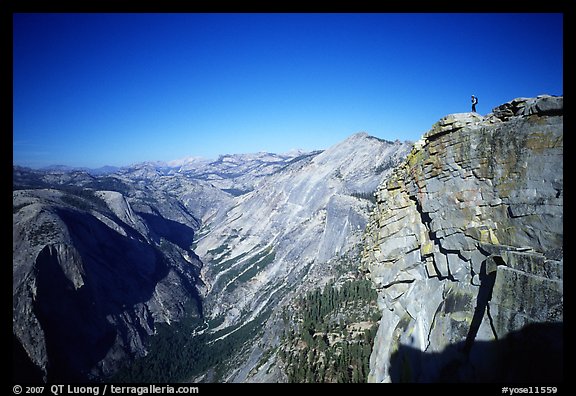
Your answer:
[13,13,563,168]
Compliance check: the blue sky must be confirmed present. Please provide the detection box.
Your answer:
[13,13,563,168]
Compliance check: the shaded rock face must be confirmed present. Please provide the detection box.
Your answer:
[361,95,563,382]
[13,189,204,381]
[389,322,563,383]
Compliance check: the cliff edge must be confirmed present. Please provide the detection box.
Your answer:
[361,95,563,382]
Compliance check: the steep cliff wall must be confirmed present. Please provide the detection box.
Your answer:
[13,188,204,381]
[361,95,563,382]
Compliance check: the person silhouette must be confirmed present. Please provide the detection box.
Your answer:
[471,95,478,112]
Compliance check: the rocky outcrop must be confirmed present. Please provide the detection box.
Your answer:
[361,95,563,382]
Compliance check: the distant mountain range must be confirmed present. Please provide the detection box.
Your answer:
[38,164,122,176]
[33,149,311,178]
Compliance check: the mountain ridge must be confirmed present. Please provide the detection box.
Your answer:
[22,149,316,176]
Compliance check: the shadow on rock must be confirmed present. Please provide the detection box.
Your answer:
[137,212,196,251]
[29,209,173,382]
[389,322,563,383]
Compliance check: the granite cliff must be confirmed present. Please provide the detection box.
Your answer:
[13,181,206,381]
[361,95,563,382]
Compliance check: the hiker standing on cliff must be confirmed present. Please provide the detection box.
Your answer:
[471,95,478,112]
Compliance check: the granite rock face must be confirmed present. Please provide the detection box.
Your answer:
[193,133,412,382]
[361,95,563,382]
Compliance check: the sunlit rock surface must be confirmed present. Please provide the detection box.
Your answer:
[361,95,563,382]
